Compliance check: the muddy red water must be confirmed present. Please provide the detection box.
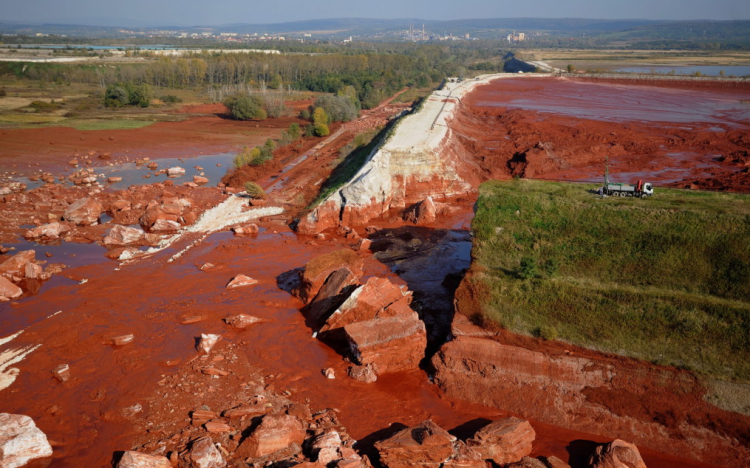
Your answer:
[2,79,745,467]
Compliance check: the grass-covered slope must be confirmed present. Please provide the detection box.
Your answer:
[468,179,750,382]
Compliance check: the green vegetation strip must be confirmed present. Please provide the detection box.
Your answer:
[67,119,154,131]
[470,179,750,382]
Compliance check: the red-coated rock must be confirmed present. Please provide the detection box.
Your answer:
[404,196,437,224]
[150,219,181,233]
[355,238,372,251]
[167,167,186,177]
[198,334,220,354]
[374,420,456,468]
[63,197,103,226]
[194,176,209,185]
[344,312,426,375]
[0,250,36,277]
[347,364,377,383]
[226,275,258,289]
[320,277,413,335]
[232,223,259,236]
[0,277,23,301]
[112,334,134,346]
[24,222,69,241]
[312,430,342,464]
[224,314,261,329]
[23,263,44,280]
[0,413,53,468]
[467,417,535,465]
[295,249,364,304]
[103,225,145,246]
[442,441,485,468]
[588,439,647,468]
[189,436,225,468]
[543,456,571,468]
[304,267,360,325]
[52,364,70,383]
[116,451,172,468]
[506,457,548,468]
[234,414,305,460]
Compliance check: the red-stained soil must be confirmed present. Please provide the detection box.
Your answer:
[456,76,750,193]
[0,107,309,178]
[1,81,746,468]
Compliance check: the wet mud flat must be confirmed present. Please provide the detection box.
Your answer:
[456,76,750,192]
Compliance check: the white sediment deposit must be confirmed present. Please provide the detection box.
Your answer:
[297,73,551,234]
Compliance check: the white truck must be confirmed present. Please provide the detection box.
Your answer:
[602,160,654,198]
[604,180,654,198]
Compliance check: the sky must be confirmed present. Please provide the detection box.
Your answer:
[3,0,750,26]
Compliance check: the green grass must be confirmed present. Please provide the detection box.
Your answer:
[65,119,155,131]
[470,179,750,382]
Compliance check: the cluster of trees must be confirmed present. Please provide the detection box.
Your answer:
[10,43,495,109]
[103,82,153,107]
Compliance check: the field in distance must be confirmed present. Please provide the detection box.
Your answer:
[467,179,750,385]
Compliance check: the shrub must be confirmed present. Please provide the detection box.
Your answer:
[225,94,266,120]
[288,122,301,141]
[519,256,538,279]
[0,88,6,97]
[103,82,152,108]
[160,94,183,103]
[299,109,311,120]
[537,325,559,341]
[304,124,315,137]
[313,122,330,137]
[314,94,358,122]
[244,181,266,199]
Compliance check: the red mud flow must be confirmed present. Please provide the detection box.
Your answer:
[456,77,750,192]
[0,80,744,468]
[0,223,714,468]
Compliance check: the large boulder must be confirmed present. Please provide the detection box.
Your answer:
[295,250,364,304]
[103,225,145,246]
[235,414,306,461]
[0,251,36,277]
[466,417,535,465]
[344,311,426,375]
[117,451,172,468]
[588,439,647,468]
[304,267,360,325]
[320,277,413,335]
[24,222,70,241]
[375,419,456,468]
[0,413,53,468]
[63,197,103,226]
[0,277,23,302]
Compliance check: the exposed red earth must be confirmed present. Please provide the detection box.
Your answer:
[455,77,750,192]
[1,78,749,468]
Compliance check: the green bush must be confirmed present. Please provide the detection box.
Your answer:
[224,94,267,120]
[519,256,538,279]
[103,82,152,108]
[314,94,359,122]
[288,123,301,141]
[537,325,559,341]
[244,181,266,199]
[299,109,311,120]
[160,94,183,103]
